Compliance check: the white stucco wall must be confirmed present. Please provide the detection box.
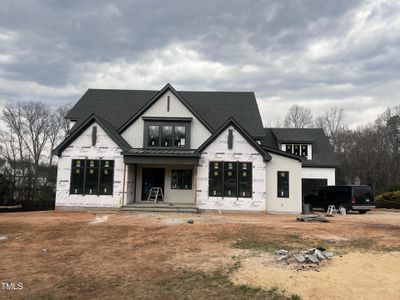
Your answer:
[55,122,125,208]
[265,153,302,213]
[302,167,335,185]
[196,126,267,212]
[121,91,212,148]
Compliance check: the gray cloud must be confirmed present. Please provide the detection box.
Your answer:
[0,0,399,127]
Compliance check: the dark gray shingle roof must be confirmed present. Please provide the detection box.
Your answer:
[262,128,336,167]
[66,88,265,138]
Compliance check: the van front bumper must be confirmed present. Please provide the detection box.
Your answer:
[351,205,376,210]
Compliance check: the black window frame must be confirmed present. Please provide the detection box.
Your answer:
[70,159,85,194]
[171,169,193,190]
[238,162,252,197]
[143,120,191,149]
[284,143,310,158]
[69,159,115,196]
[301,144,308,158]
[277,171,289,198]
[209,162,223,197]
[208,161,252,198]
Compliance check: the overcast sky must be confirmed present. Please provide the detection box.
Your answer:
[0,0,399,128]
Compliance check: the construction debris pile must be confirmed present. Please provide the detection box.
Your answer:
[297,214,329,222]
[274,248,334,270]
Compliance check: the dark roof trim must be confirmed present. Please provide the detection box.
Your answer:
[262,146,303,162]
[52,114,130,157]
[196,117,272,161]
[122,149,200,158]
[302,165,336,168]
[117,83,213,133]
[142,116,193,122]
[124,156,199,165]
[278,140,315,144]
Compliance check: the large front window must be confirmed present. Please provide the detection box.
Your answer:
[171,169,193,189]
[70,159,114,195]
[208,162,252,198]
[146,122,189,148]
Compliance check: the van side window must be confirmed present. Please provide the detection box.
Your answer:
[277,171,289,198]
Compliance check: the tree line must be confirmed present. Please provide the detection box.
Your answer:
[273,104,400,193]
[0,102,70,205]
[0,101,399,206]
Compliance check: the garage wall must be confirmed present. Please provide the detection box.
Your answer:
[302,167,335,185]
[265,153,302,213]
[196,126,267,211]
[55,122,125,208]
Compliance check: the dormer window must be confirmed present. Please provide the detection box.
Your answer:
[284,143,311,159]
[143,117,191,148]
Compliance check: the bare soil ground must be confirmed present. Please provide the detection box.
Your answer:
[0,209,399,299]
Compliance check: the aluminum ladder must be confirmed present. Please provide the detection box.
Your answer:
[147,187,164,204]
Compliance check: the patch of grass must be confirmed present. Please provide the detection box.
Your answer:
[233,233,314,252]
[159,270,301,300]
[233,233,400,255]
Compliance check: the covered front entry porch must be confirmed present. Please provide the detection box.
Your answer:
[121,149,200,207]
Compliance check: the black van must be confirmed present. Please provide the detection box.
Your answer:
[304,185,375,214]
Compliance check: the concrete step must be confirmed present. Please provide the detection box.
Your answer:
[120,205,198,213]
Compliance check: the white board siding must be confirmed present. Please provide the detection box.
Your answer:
[55,122,125,208]
[302,167,335,185]
[121,91,212,149]
[196,126,267,212]
[265,153,302,214]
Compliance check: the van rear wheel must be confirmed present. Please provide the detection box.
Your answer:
[358,210,368,214]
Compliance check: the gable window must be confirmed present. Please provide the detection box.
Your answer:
[144,120,190,148]
[171,169,193,189]
[70,159,114,195]
[174,126,186,147]
[161,125,173,146]
[208,162,252,198]
[148,126,160,147]
[277,171,289,198]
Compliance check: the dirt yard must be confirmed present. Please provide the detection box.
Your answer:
[0,209,399,299]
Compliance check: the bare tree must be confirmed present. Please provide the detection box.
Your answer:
[264,118,284,128]
[46,104,70,186]
[315,107,347,152]
[284,105,313,128]
[1,102,53,201]
[57,104,72,135]
[1,104,31,201]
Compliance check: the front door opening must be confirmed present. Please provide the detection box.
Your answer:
[142,168,165,200]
